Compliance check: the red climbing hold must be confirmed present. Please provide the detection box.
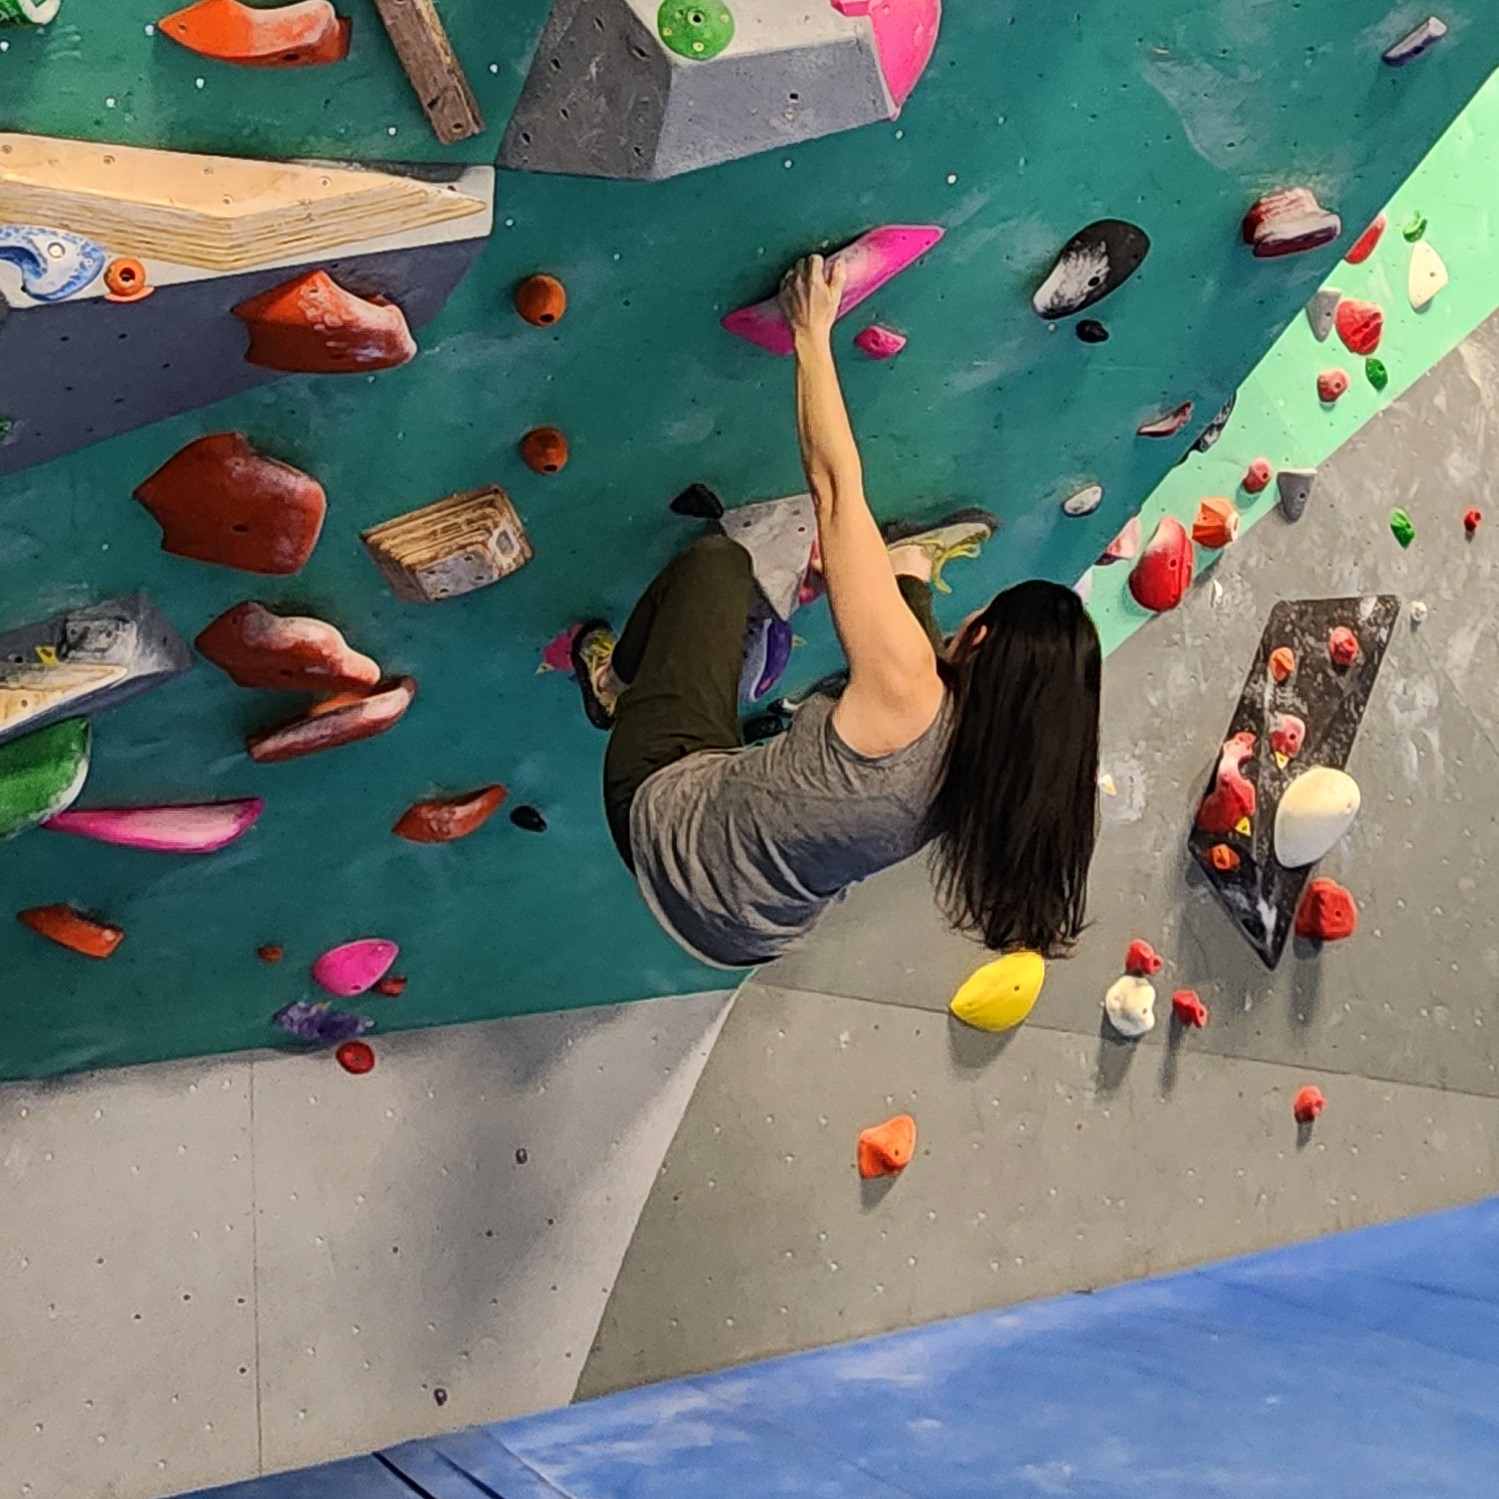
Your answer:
[17,903,124,959]
[1292,1085,1326,1124]
[1335,299,1384,357]
[374,974,408,997]
[247,676,417,763]
[1242,458,1272,495]
[1196,732,1256,835]
[1328,626,1360,667]
[393,785,508,843]
[1172,989,1209,1028]
[514,273,567,326]
[1191,496,1239,550]
[1242,188,1342,259]
[257,943,284,963]
[1344,215,1385,265]
[1208,843,1240,872]
[134,433,327,575]
[1464,508,1482,536]
[519,426,570,475]
[1317,369,1350,403]
[233,270,415,374]
[1269,713,1305,760]
[1127,516,1194,613]
[158,0,351,67]
[1269,646,1296,684]
[103,256,153,303]
[857,1114,916,1178]
[335,1040,376,1074]
[1295,878,1358,942]
[196,601,380,693]
[1124,939,1163,977]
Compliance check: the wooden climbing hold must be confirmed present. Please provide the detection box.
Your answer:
[1304,287,1340,342]
[393,785,507,843]
[1103,975,1156,1038]
[1171,989,1209,1028]
[1408,240,1448,310]
[1124,939,1163,977]
[1292,1085,1326,1124]
[1269,646,1296,684]
[1275,767,1360,868]
[1032,219,1150,319]
[1269,713,1305,762]
[362,485,533,603]
[196,602,380,693]
[17,902,123,959]
[233,270,416,374]
[43,799,263,854]
[257,943,284,963]
[335,1039,376,1074]
[1384,15,1446,65]
[1242,459,1272,495]
[1335,299,1383,356]
[1196,732,1256,835]
[853,325,907,360]
[1390,509,1416,549]
[157,0,351,66]
[1464,507,1482,537]
[514,273,567,326]
[1295,878,1358,942]
[313,937,399,997]
[1327,626,1360,667]
[1136,402,1193,438]
[519,426,569,475]
[1277,468,1317,522]
[135,433,327,576]
[247,676,417,764]
[1127,516,1193,613]
[1191,496,1239,550]
[1242,189,1341,259]
[1207,843,1240,873]
[0,718,90,841]
[857,1114,916,1178]
[374,974,407,997]
[509,804,547,833]
[103,256,153,303]
[1316,369,1349,404]
[369,0,484,144]
[948,950,1045,1033]
[1344,216,1385,265]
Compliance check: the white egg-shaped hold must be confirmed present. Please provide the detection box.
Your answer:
[1274,767,1361,868]
[1104,975,1156,1039]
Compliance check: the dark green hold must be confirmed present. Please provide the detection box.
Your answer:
[0,717,90,839]
[1366,357,1388,391]
[657,0,734,59]
[1402,212,1428,242]
[1390,508,1416,548]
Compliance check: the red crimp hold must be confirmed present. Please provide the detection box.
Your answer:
[1242,458,1272,495]
[1196,732,1256,834]
[1124,939,1163,976]
[857,1114,916,1179]
[1293,1085,1326,1124]
[1317,369,1349,403]
[1344,215,1385,265]
[1328,626,1360,667]
[1335,299,1384,356]
[1464,508,1482,536]
[1269,713,1305,759]
[1172,989,1209,1028]
[1295,878,1358,942]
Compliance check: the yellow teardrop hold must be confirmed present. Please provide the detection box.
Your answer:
[949,950,1046,1033]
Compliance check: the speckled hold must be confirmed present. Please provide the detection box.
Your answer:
[1293,1085,1326,1124]
[853,324,907,360]
[1136,402,1193,438]
[1269,713,1305,761]
[1328,626,1360,666]
[1127,515,1193,612]
[1196,731,1256,835]
[1242,458,1273,495]
[272,1000,372,1043]
[1103,975,1156,1039]
[312,937,399,997]
[1032,219,1150,319]
[1098,514,1141,565]
[1242,188,1341,259]
[1317,369,1349,404]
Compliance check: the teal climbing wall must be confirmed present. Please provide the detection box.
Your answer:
[2,3,1497,1079]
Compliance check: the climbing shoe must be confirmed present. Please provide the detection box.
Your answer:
[881,507,999,594]
[570,619,619,730]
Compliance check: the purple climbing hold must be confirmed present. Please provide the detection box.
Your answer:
[1384,16,1447,65]
[740,609,794,704]
[1032,220,1150,320]
[273,1000,374,1044]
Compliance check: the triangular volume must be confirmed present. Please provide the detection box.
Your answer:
[1188,596,1398,967]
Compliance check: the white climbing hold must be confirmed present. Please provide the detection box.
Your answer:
[1410,599,1429,624]
[1210,578,1224,608]
[1062,483,1104,517]
[1383,15,1447,66]
[1305,287,1341,342]
[1274,767,1361,869]
[1104,975,1156,1039]
[1408,240,1448,310]
[1097,771,1117,796]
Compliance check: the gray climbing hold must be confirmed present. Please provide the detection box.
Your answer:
[1277,467,1317,522]
[1384,15,1447,66]
[1305,287,1341,342]
[715,493,816,621]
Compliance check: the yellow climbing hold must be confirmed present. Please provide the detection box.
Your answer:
[949,950,1045,1033]
[1234,816,1252,835]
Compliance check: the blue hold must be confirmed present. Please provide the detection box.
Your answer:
[0,224,108,302]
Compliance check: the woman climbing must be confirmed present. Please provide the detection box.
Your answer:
[572,254,1102,970]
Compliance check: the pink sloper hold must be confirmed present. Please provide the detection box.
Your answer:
[43,799,264,854]
[830,0,942,109]
[722,226,944,356]
[312,938,399,998]
[854,325,907,359]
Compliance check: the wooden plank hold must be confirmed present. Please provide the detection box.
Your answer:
[362,485,532,602]
[369,0,484,145]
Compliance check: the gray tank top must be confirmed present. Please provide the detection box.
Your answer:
[629,690,952,969]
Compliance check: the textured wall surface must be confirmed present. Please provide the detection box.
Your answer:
[4,5,1499,1077]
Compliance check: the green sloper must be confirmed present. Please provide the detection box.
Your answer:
[0,718,90,840]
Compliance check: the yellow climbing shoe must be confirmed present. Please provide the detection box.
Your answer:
[882,507,999,594]
[570,619,619,730]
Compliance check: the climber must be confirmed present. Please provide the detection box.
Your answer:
[571,254,1102,969]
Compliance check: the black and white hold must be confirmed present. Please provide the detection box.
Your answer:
[1031,220,1150,320]
[1184,393,1237,458]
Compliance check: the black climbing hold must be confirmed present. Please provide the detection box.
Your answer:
[433,1388,448,1407]
[1076,319,1109,344]
[515,1147,529,1165]
[670,482,724,519]
[510,804,548,833]
[1189,393,1237,456]
[1032,220,1150,320]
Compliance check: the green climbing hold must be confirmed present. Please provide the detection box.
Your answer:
[1366,357,1388,391]
[1390,508,1416,549]
[0,416,13,440]
[0,0,61,22]
[0,718,90,840]
[1402,212,1428,242]
[657,0,734,59]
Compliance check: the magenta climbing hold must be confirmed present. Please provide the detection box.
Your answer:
[1344,216,1386,265]
[1317,369,1350,403]
[1195,732,1256,835]
[1127,516,1193,613]
[42,798,264,853]
[1242,189,1341,259]
[831,0,941,108]
[853,324,907,360]
[1136,402,1193,438]
[722,226,943,356]
[312,937,399,997]
[1269,713,1305,761]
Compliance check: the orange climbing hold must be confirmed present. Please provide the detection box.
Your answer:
[196,601,380,693]
[1293,1085,1326,1124]
[257,943,284,963]
[1208,843,1240,872]
[520,426,569,475]
[159,0,351,67]
[374,974,407,997]
[103,256,153,303]
[1269,647,1296,684]
[393,785,508,843]
[1171,989,1209,1028]
[1124,938,1163,977]
[857,1113,916,1179]
[17,903,124,959]
[233,270,415,374]
[247,676,417,763]
[1295,878,1358,942]
[1191,496,1239,549]
[514,274,567,326]
[1328,626,1360,667]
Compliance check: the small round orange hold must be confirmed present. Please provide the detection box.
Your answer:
[1208,843,1240,873]
[336,1040,376,1075]
[103,256,153,303]
[520,425,569,475]
[514,273,567,327]
[374,975,407,998]
[257,943,284,964]
[1268,646,1296,684]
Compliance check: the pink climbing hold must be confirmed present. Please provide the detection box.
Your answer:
[1195,732,1256,835]
[1328,626,1360,667]
[1127,516,1194,613]
[1242,458,1272,495]
[722,226,944,356]
[538,623,582,676]
[42,799,264,854]
[1098,514,1141,565]
[852,0,940,108]
[312,938,399,998]
[1344,215,1385,265]
[1171,989,1209,1028]
[1269,713,1305,760]
[853,324,908,360]
[1124,939,1163,977]
[1317,369,1349,403]
[1136,402,1193,438]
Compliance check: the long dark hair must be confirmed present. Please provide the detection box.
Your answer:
[926,579,1101,958]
